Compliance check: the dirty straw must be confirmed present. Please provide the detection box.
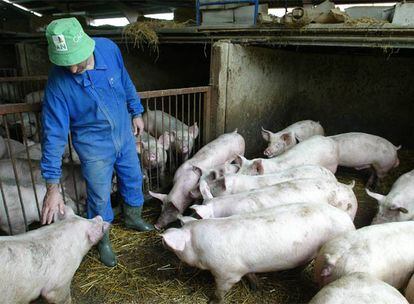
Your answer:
[73,150,414,304]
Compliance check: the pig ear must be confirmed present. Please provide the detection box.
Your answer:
[234,154,247,167]
[189,122,199,139]
[158,132,171,150]
[199,179,213,200]
[252,159,265,175]
[161,228,190,252]
[87,216,109,245]
[261,127,273,142]
[192,166,203,177]
[281,132,295,145]
[365,189,385,203]
[190,204,213,219]
[149,191,168,203]
[169,131,176,142]
[189,188,201,199]
[177,214,198,225]
[389,204,409,214]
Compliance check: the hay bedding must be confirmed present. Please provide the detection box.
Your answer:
[71,150,414,304]
[122,20,190,55]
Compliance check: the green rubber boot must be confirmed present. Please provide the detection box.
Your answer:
[123,204,154,231]
[98,231,117,267]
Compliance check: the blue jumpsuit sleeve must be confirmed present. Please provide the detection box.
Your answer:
[114,44,144,117]
[40,85,70,184]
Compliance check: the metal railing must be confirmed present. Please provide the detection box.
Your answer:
[0,68,18,77]
[0,85,211,235]
[0,76,47,104]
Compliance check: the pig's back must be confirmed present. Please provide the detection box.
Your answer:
[190,203,353,273]
[390,169,414,192]
[274,136,338,172]
[189,132,245,169]
[330,132,398,167]
[145,110,188,136]
[287,120,324,141]
[321,222,414,288]
[309,272,409,304]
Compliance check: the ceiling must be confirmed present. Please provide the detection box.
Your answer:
[0,0,401,19]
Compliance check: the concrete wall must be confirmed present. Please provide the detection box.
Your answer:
[15,42,210,91]
[211,42,414,157]
[120,44,210,91]
[0,45,17,70]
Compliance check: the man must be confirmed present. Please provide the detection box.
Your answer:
[41,17,153,268]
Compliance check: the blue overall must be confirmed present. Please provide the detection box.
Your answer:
[41,37,144,222]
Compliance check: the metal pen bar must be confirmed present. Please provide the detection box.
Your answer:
[142,98,148,193]
[161,96,165,187]
[3,115,28,232]
[154,98,160,190]
[68,134,81,213]
[146,98,152,190]
[198,93,202,147]
[18,112,41,220]
[175,95,178,168]
[187,94,190,158]
[0,174,13,235]
[168,95,172,175]
[181,95,184,163]
[139,87,210,99]
[0,103,42,115]
[193,93,199,151]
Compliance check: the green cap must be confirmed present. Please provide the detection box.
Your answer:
[45,17,95,66]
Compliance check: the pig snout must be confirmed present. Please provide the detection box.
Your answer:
[182,146,189,154]
[263,148,274,157]
[263,145,281,158]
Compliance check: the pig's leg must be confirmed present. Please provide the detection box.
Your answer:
[366,167,378,190]
[159,165,167,188]
[210,272,242,304]
[245,273,259,291]
[43,283,72,304]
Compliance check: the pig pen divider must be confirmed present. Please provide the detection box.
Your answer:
[139,86,211,192]
[0,76,47,104]
[0,85,211,235]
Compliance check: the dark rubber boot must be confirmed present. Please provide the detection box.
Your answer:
[124,204,154,231]
[98,231,117,267]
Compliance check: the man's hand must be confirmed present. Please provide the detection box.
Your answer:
[41,184,65,225]
[133,116,144,136]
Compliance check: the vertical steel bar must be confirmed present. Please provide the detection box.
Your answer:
[175,95,178,168]
[154,97,159,189]
[181,94,184,164]
[168,95,172,175]
[187,94,190,157]
[161,96,165,187]
[68,134,80,214]
[0,175,13,235]
[18,112,41,219]
[2,115,28,231]
[198,92,202,146]
[204,87,212,145]
[193,93,199,151]
[0,113,13,234]
[142,98,148,193]
[146,98,152,190]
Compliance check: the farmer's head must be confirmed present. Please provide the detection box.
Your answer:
[45,18,95,74]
